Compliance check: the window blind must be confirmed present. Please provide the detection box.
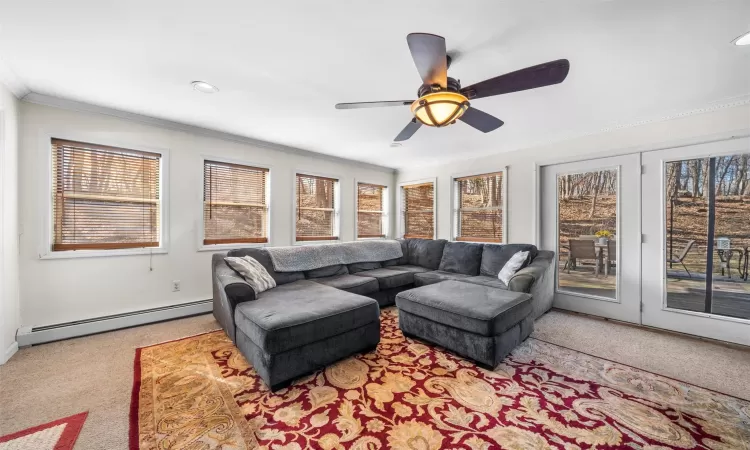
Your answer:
[401,182,434,239]
[454,172,504,243]
[51,138,161,251]
[357,183,386,238]
[296,173,338,241]
[203,160,269,245]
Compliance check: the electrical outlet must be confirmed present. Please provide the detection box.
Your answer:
[172,280,181,292]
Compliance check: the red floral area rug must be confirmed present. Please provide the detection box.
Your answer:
[130,308,750,449]
[0,412,87,450]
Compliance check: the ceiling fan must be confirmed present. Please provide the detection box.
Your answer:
[335,33,570,142]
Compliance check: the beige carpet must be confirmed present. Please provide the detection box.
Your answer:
[1,309,749,449]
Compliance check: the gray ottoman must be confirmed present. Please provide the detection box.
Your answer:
[396,280,533,369]
[234,280,380,391]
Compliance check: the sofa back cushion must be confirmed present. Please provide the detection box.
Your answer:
[382,239,409,267]
[348,261,382,274]
[480,243,538,277]
[227,248,305,285]
[406,238,447,270]
[439,241,484,275]
[305,264,349,279]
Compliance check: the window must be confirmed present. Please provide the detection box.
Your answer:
[453,171,505,243]
[356,182,387,239]
[51,138,161,251]
[203,160,269,245]
[400,180,435,239]
[295,173,339,242]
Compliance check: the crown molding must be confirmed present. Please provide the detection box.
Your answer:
[22,92,396,173]
[0,56,30,99]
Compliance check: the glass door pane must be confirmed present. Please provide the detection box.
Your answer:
[664,154,750,320]
[557,169,618,300]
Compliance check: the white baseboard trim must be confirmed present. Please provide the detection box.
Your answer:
[2,341,19,364]
[16,300,212,347]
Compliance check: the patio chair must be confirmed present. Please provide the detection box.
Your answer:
[667,240,695,278]
[605,239,616,277]
[566,239,600,276]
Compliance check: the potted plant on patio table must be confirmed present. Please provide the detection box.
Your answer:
[595,230,613,245]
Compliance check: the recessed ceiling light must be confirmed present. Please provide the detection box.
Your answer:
[732,31,750,46]
[191,81,219,93]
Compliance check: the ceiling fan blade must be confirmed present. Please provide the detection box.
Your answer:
[394,119,422,141]
[459,107,504,133]
[461,59,570,100]
[406,33,448,88]
[335,100,414,109]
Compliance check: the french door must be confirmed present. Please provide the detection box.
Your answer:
[540,154,642,324]
[642,137,750,346]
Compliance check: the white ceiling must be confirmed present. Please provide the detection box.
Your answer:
[1,0,749,169]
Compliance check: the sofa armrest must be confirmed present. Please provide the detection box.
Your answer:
[212,253,256,343]
[508,250,555,318]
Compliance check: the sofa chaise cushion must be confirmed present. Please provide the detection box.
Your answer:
[396,280,532,336]
[234,280,379,354]
[479,244,538,277]
[312,274,379,296]
[353,268,413,289]
[406,239,447,270]
[413,270,473,287]
[438,241,484,275]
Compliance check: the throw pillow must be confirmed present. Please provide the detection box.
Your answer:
[225,256,277,295]
[497,251,530,285]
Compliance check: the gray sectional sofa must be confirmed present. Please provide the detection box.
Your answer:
[212,239,554,390]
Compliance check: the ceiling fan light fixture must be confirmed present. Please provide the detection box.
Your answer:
[191,81,219,93]
[411,91,469,127]
[733,31,750,46]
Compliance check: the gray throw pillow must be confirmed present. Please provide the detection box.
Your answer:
[225,256,277,295]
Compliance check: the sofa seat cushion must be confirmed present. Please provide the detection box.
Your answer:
[414,270,472,287]
[305,264,348,279]
[386,264,432,274]
[312,274,379,296]
[396,280,532,336]
[461,275,508,289]
[234,280,379,354]
[353,268,413,289]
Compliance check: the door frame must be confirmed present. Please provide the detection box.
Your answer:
[533,129,750,249]
[641,136,750,345]
[539,153,641,323]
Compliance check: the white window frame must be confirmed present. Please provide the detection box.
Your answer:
[397,177,437,239]
[292,170,341,245]
[197,155,272,252]
[38,132,170,260]
[354,180,389,240]
[450,167,508,244]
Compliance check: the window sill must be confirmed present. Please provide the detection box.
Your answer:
[198,243,267,252]
[294,239,340,246]
[39,246,168,260]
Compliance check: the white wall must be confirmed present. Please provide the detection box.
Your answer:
[397,104,750,245]
[19,101,396,329]
[0,82,20,363]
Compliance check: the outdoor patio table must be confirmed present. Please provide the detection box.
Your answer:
[716,247,749,281]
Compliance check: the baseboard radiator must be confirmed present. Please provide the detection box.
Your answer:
[16,299,212,347]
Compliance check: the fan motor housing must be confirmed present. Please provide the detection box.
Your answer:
[418,77,462,97]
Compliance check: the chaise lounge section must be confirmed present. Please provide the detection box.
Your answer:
[212,239,553,390]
